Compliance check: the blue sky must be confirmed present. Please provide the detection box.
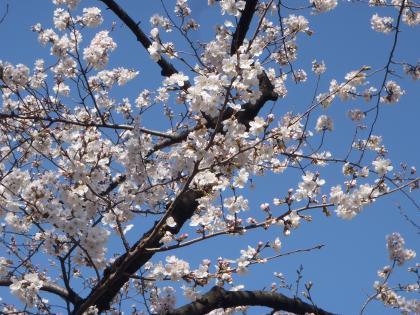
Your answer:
[0,0,419,314]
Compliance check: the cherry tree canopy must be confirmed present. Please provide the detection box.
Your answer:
[0,0,419,314]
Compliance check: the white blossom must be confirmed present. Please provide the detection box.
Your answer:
[236,246,257,273]
[332,183,380,219]
[272,237,282,252]
[315,115,333,132]
[249,116,266,135]
[148,41,161,61]
[294,172,325,201]
[175,0,191,17]
[294,69,307,83]
[402,8,420,26]
[0,257,11,276]
[150,14,172,31]
[386,232,416,266]
[220,0,246,16]
[283,210,301,229]
[166,216,177,227]
[224,196,249,213]
[348,109,366,122]
[233,168,249,188]
[371,14,394,33]
[372,158,393,176]
[380,80,404,103]
[135,89,151,107]
[0,3,418,314]
[53,8,71,30]
[312,60,326,75]
[83,31,117,69]
[374,281,420,313]
[316,92,335,108]
[1,63,30,89]
[82,7,103,27]
[52,0,80,10]
[150,286,177,314]
[283,15,309,34]
[164,72,189,87]
[160,231,174,244]
[53,82,70,96]
[10,273,44,308]
[345,70,366,87]
[310,0,337,13]
[403,63,420,80]
[369,0,387,6]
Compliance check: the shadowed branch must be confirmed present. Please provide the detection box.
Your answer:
[169,286,336,315]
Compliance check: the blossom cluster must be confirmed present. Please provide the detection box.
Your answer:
[10,273,45,308]
[370,234,419,314]
[386,232,416,266]
[330,183,383,219]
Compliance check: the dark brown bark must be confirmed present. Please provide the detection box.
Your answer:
[169,286,336,315]
[230,0,259,55]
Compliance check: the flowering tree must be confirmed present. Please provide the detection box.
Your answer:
[0,0,419,314]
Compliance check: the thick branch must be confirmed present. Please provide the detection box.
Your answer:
[0,278,82,305]
[73,189,203,314]
[152,71,278,153]
[230,0,258,55]
[99,0,183,81]
[169,286,336,315]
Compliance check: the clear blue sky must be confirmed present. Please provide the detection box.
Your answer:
[0,1,419,314]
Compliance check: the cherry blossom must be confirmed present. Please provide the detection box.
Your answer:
[371,14,394,33]
[372,158,394,176]
[10,273,45,308]
[381,80,405,103]
[0,1,418,314]
[83,31,117,69]
[386,232,416,266]
[82,7,103,27]
[220,0,246,16]
[315,115,333,132]
[310,0,338,13]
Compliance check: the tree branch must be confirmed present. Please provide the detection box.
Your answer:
[73,189,203,314]
[152,71,278,154]
[169,286,336,315]
[99,0,186,83]
[0,2,8,25]
[230,0,258,55]
[0,278,82,305]
[0,112,176,139]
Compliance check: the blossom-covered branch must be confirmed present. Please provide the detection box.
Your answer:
[0,278,82,305]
